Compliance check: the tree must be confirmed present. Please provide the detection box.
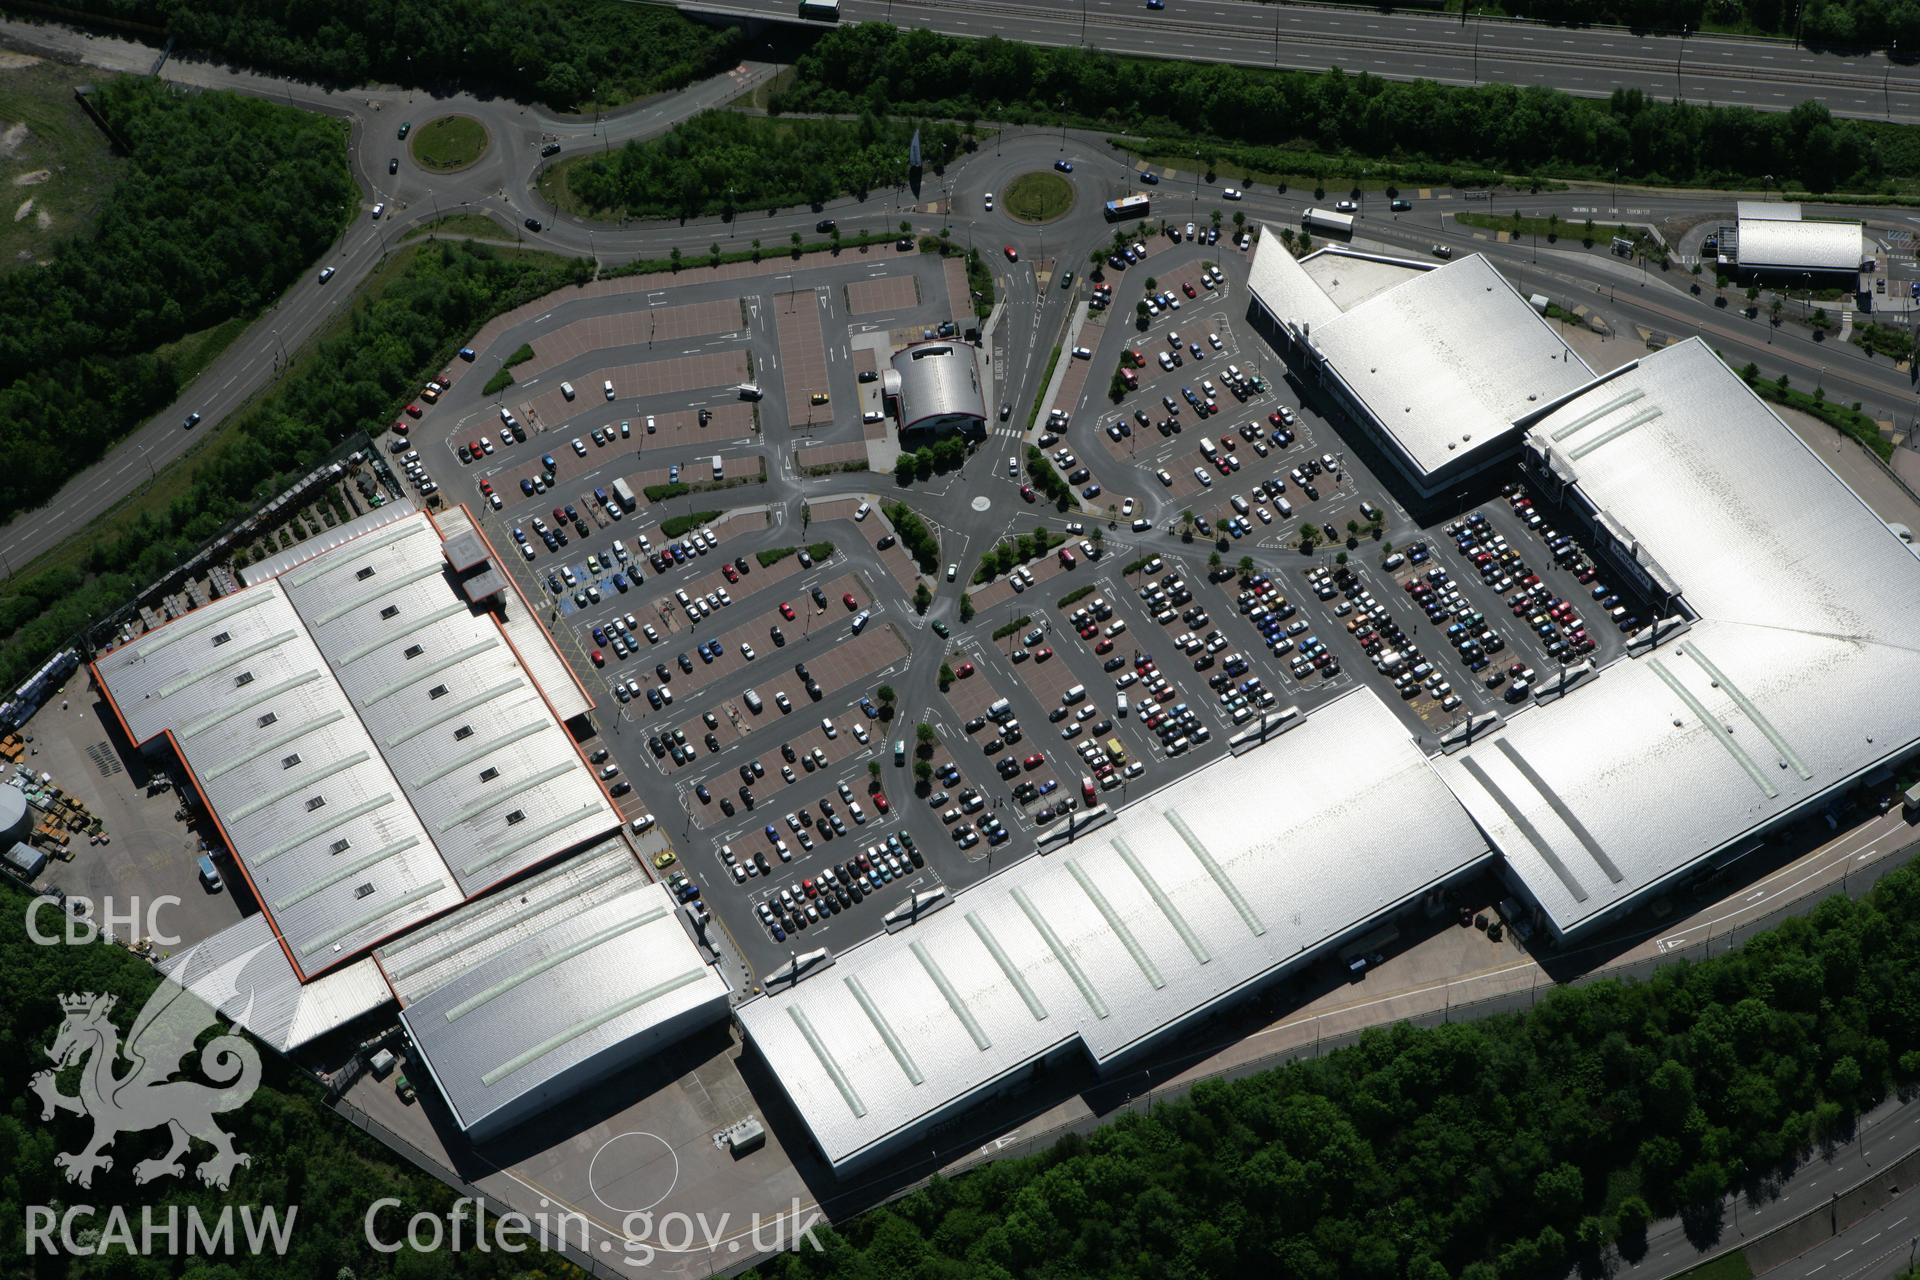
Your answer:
[670,246,682,271]
[876,685,895,706]
[790,230,802,257]
[801,501,811,530]
[868,759,882,780]
[1614,1195,1652,1248]
[1090,527,1103,545]
[959,593,975,622]
[900,219,912,234]
[1300,524,1321,550]
[914,758,933,784]
[912,581,932,613]
[1208,550,1223,571]
[938,662,956,690]
[1547,212,1560,241]
[1237,555,1254,578]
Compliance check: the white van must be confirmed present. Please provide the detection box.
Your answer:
[1230,494,1250,516]
[1275,497,1294,519]
[1008,455,1019,476]
[737,383,764,400]
[561,381,576,400]
[712,454,724,480]
[1117,694,1129,718]
[1199,437,1217,458]
[743,689,764,714]
[1062,684,1087,705]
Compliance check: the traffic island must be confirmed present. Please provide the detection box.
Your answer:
[409,114,490,173]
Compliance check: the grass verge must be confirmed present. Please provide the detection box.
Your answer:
[660,509,721,538]
[409,114,488,172]
[150,313,252,391]
[1025,345,1062,434]
[1741,364,1894,460]
[1672,1252,1752,1280]
[1005,170,1074,222]
[1455,210,1660,255]
[403,212,509,241]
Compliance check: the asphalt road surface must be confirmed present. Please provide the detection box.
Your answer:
[687,0,1920,122]
[3,9,1914,593]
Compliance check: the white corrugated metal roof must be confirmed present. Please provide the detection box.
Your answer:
[397,880,730,1134]
[239,499,419,586]
[158,914,393,1052]
[1736,217,1861,273]
[434,505,593,723]
[1247,224,1342,331]
[96,584,460,972]
[890,342,985,429]
[280,515,614,896]
[1736,200,1802,222]
[737,688,1490,1169]
[375,837,643,1004]
[96,510,617,976]
[1248,239,1594,479]
[1441,338,1920,934]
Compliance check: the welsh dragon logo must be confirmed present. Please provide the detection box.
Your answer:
[31,940,267,1191]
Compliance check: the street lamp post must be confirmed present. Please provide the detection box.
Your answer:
[1676,26,1689,101]
[1888,43,1899,119]
[1472,28,1481,86]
